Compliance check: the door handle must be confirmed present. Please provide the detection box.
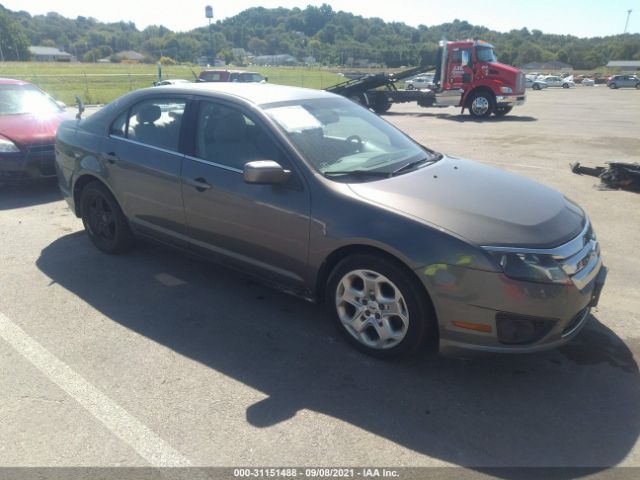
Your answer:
[186,177,212,192]
[103,152,119,164]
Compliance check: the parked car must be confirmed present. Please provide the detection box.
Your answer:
[198,69,266,83]
[607,75,640,89]
[56,83,606,358]
[581,78,595,86]
[538,75,575,88]
[405,74,435,90]
[154,79,191,87]
[0,78,69,185]
[525,77,548,90]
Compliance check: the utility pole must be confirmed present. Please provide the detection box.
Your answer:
[205,5,214,65]
[624,9,632,34]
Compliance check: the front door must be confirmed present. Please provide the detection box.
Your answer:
[181,99,311,288]
[448,46,474,91]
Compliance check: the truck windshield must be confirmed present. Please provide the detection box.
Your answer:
[264,97,438,182]
[476,46,497,63]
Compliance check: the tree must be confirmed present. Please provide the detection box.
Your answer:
[0,10,31,60]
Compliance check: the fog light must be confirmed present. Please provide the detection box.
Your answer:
[495,313,556,345]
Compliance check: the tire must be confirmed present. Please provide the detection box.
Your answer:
[406,84,414,90]
[326,254,436,358]
[80,181,134,254]
[372,102,392,114]
[636,83,640,89]
[467,91,494,119]
[494,106,513,117]
[562,83,569,89]
[532,83,541,91]
[609,83,617,89]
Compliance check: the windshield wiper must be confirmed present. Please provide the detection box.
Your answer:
[391,155,441,176]
[323,169,391,178]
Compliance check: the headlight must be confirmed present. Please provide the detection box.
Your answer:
[500,86,513,94]
[488,251,570,285]
[0,138,20,153]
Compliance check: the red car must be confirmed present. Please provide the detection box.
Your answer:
[0,78,69,185]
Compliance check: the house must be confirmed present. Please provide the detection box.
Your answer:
[115,51,145,63]
[606,61,640,72]
[520,61,573,73]
[252,54,297,66]
[28,46,72,62]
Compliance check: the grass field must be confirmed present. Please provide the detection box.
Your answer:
[0,62,347,105]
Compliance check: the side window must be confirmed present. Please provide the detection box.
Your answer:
[127,98,186,151]
[110,111,127,137]
[195,102,282,170]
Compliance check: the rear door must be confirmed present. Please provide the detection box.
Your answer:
[180,98,311,287]
[104,96,189,235]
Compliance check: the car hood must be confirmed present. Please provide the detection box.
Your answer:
[0,112,68,147]
[348,156,585,248]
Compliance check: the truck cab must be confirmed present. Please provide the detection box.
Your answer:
[438,40,526,118]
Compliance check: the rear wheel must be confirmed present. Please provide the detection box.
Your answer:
[636,83,640,89]
[609,83,617,89]
[494,106,513,117]
[532,83,541,91]
[562,83,570,89]
[326,254,436,358]
[467,91,494,119]
[372,102,392,114]
[80,181,134,254]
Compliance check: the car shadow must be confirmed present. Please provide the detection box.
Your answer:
[37,233,640,474]
[384,111,538,123]
[0,180,61,210]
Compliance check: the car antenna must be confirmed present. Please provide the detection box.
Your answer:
[75,95,85,120]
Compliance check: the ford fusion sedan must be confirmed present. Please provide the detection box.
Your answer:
[55,83,606,357]
[0,79,69,185]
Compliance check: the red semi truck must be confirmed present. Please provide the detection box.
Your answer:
[327,39,526,119]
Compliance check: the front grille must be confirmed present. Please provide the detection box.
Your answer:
[26,144,55,155]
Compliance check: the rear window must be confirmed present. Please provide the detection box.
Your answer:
[200,72,224,82]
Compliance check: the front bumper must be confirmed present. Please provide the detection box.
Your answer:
[0,145,57,184]
[495,94,526,107]
[417,260,606,354]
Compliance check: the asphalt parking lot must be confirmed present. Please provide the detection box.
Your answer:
[1,86,639,476]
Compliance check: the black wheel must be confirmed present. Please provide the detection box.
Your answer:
[80,181,134,254]
[636,83,640,89]
[326,254,436,358]
[532,83,541,91]
[562,83,569,89]
[372,102,392,114]
[406,84,414,90]
[467,91,494,118]
[494,106,513,117]
[609,83,617,89]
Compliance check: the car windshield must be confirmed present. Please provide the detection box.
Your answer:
[239,73,264,83]
[264,97,438,181]
[0,84,61,116]
[476,46,497,63]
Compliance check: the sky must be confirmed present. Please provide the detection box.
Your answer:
[2,0,639,38]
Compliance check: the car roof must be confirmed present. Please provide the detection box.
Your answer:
[0,78,31,86]
[148,82,336,106]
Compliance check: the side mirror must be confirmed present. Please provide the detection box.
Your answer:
[244,160,291,185]
[75,95,85,120]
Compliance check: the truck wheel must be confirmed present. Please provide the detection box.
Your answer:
[494,106,513,117]
[468,91,494,118]
[373,102,392,114]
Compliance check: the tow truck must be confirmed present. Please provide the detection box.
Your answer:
[326,39,526,118]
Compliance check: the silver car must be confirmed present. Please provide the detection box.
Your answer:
[56,83,606,358]
[608,75,640,89]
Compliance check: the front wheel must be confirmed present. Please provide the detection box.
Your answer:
[562,83,570,89]
[467,91,495,119]
[636,83,640,89]
[80,181,134,254]
[532,83,541,91]
[326,254,436,358]
[494,106,513,117]
[609,83,617,89]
